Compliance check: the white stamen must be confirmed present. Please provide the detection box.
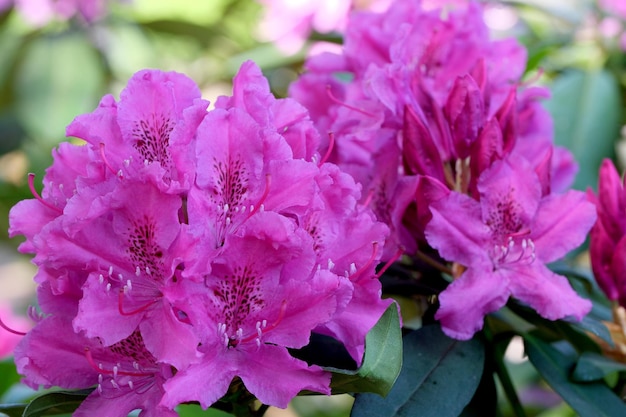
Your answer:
[59,183,64,191]
[259,204,265,213]
[124,159,130,167]
[256,338,261,347]
[250,205,254,212]
[113,366,118,378]
[241,206,247,213]
[99,363,104,370]
[98,374,103,384]
[262,319,267,328]
[146,267,151,275]
[136,266,141,276]
[97,384,103,394]
[108,266,113,277]
[521,239,528,250]
[327,259,335,270]
[224,204,229,213]
[225,217,231,225]
[117,170,123,178]
[106,283,111,292]
[236,328,243,339]
[127,280,132,290]
[349,263,357,275]
[128,380,134,390]
[111,379,119,389]
[144,159,149,166]
[99,274,104,284]
[118,273,124,281]
[133,361,139,370]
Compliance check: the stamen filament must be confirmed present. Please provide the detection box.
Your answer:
[318,132,335,166]
[118,291,158,316]
[0,315,27,336]
[375,247,405,279]
[28,174,62,213]
[350,242,379,282]
[99,143,121,178]
[326,85,376,118]
[84,348,152,377]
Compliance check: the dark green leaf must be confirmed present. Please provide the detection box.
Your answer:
[350,325,485,417]
[525,333,626,417]
[0,403,26,417]
[544,69,622,191]
[572,352,626,382]
[22,389,93,417]
[329,303,402,396]
[0,359,21,397]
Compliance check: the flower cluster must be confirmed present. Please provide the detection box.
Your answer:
[290,0,596,339]
[9,61,391,415]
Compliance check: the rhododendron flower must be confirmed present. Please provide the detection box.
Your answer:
[10,60,392,413]
[425,159,596,339]
[256,0,391,53]
[589,159,626,306]
[4,0,119,26]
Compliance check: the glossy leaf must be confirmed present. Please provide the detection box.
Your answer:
[22,390,93,417]
[525,333,626,417]
[572,352,626,382]
[0,403,26,417]
[350,325,485,417]
[544,69,622,191]
[329,302,402,397]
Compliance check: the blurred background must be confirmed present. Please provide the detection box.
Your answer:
[1,0,626,416]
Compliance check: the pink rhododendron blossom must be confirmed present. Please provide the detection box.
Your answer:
[589,159,626,306]
[10,61,391,413]
[6,0,118,25]
[256,0,391,53]
[425,159,595,340]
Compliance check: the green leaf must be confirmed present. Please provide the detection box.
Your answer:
[22,389,93,417]
[350,325,485,417]
[0,359,21,398]
[543,69,622,191]
[14,32,105,147]
[329,302,402,397]
[0,403,26,417]
[572,352,626,382]
[525,333,626,417]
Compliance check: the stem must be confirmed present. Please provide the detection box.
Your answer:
[484,321,527,417]
[414,250,453,276]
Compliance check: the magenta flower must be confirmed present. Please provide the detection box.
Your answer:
[16,317,177,417]
[10,60,392,413]
[589,159,626,306]
[425,159,596,339]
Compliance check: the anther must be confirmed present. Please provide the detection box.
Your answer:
[106,283,111,292]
